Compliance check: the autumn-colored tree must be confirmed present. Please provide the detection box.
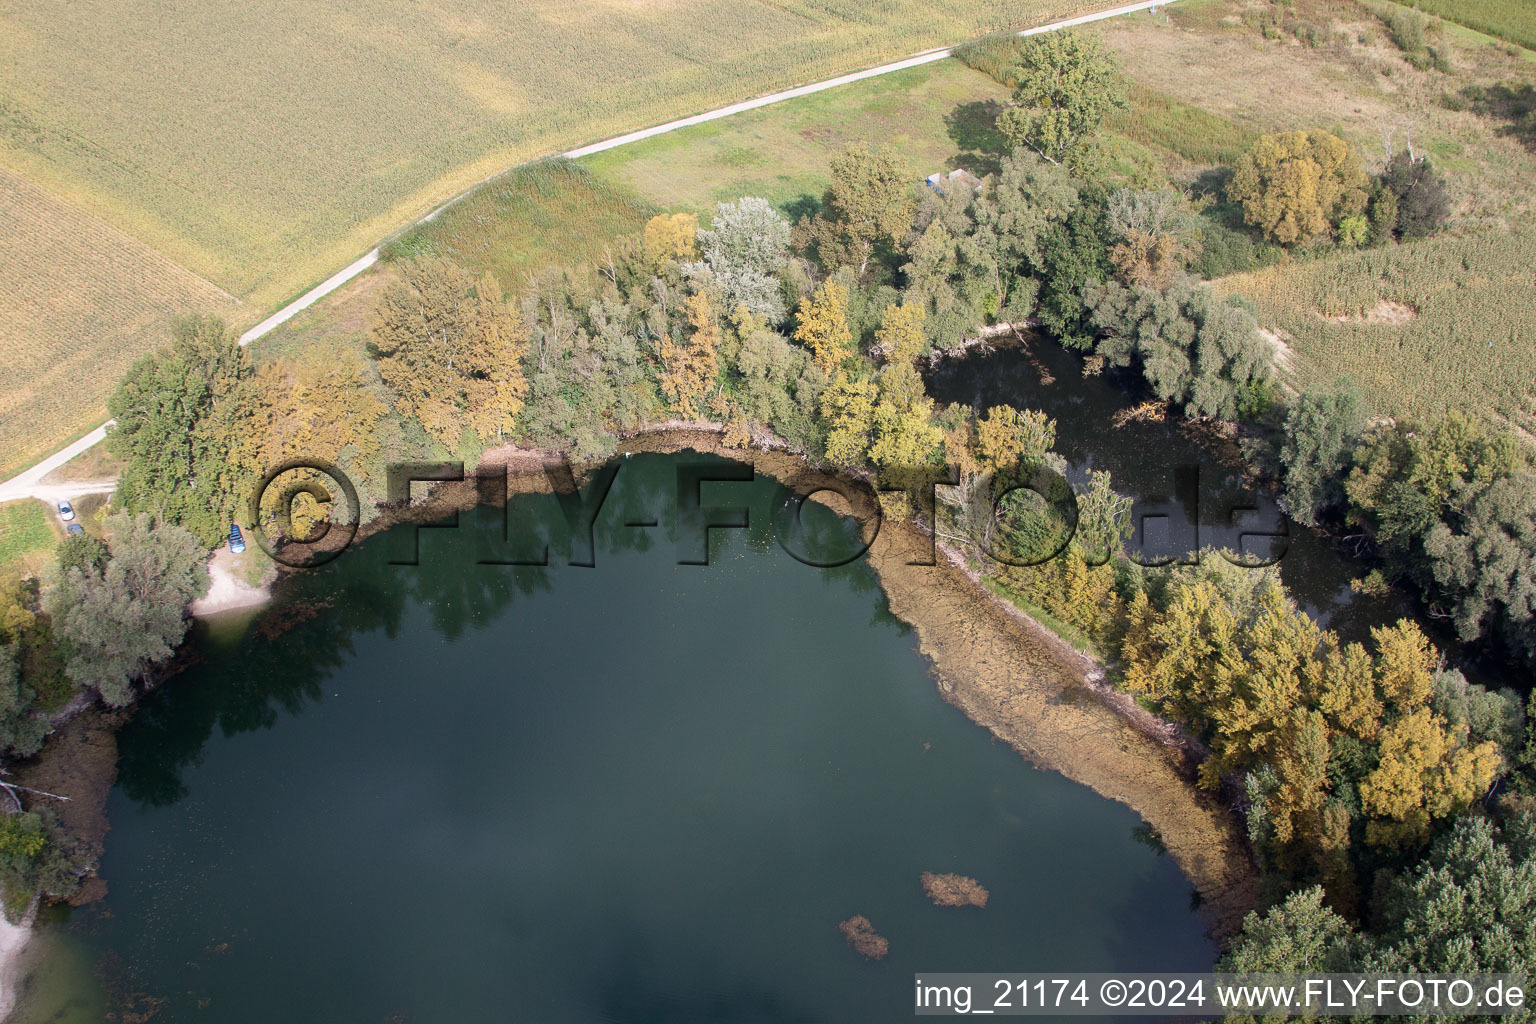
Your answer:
[659,291,722,418]
[1360,708,1500,848]
[642,212,698,271]
[974,405,1056,475]
[237,346,390,493]
[794,281,855,373]
[1108,229,1188,289]
[1226,130,1369,245]
[821,369,879,466]
[464,273,531,440]
[371,258,530,449]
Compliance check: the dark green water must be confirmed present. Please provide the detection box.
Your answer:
[27,453,1215,1023]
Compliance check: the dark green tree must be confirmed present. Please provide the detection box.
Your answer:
[45,513,208,707]
[996,32,1127,162]
[107,315,249,546]
[1381,152,1452,240]
[1280,385,1367,526]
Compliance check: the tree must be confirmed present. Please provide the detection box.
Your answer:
[805,144,915,275]
[996,32,1126,162]
[964,149,1080,314]
[1082,277,1272,419]
[659,291,722,418]
[821,369,879,466]
[695,198,790,321]
[642,212,698,270]
[794,280,856,373]
[108,314,249,546]
[1227,131,1369,245]
[370,258,529,450]
[1220,886,1358,973]
[239,344,392,504]
[0,643,46,757]
[1366,814,1536,984]
[1423,472,1536,664]
[1359,707,1500,848]
[1280,385,1367,526]
[1380,151,1452,239]
[974,405,1056,475]
[54,532,108,579]
[0,808,93,919]
[44,513,208,707]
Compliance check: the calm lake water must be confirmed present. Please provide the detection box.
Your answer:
[24,453,1214,1023]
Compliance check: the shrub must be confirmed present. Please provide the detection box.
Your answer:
[1387,7,1429,53]
[1380,153,1452,239]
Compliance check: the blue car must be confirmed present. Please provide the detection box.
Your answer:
[228,523,246,554]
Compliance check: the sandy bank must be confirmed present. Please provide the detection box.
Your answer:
[0,899,36,1022]
[190,550,271,617]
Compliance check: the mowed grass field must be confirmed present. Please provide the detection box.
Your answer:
[0,167,238,478]
[384,161,658,288]
[1219,227,1536,430]
[0,500,57,576]
[0,0,1103,310]
[580,60,1013,213]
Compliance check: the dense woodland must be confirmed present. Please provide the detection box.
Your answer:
[3,27,1533,988]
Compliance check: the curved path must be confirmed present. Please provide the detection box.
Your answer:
[0,0,1174,507]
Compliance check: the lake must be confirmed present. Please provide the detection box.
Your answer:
[20,452,1215,1023]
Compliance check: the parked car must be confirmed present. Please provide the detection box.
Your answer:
[66,523,84,536]
[228,523,246,554]
[57,499,74,522]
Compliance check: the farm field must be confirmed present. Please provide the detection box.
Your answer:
[1393,0,1536,51]
[580,60,1012,214]
[1218,227,1536,430]
[0,167,238,479]
[0,0,1105,310]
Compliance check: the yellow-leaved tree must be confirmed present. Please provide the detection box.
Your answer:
[370,258,529,449]
[659,291,721,418]
[1226,130,1368,245]
[642,212,698,271]
[794,280,855,373]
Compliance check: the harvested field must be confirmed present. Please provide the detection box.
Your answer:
[0,0,1107,307]
[0,168,238,478]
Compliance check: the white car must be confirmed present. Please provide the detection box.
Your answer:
[57,500,75,522]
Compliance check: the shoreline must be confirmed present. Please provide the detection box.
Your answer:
[0,425,1257,1014]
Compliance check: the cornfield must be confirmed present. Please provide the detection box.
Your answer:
[0,0,1104,310]
[0,167,238,479]
[1402,0,1536,51]
[1219,227,1536,434]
